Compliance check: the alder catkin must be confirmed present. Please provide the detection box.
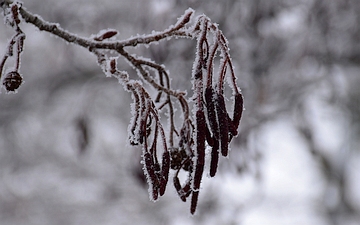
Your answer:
[209,140,219,177]
[216,93,229,156]
[232,92,244,130]
[159,151,170,196]
[191,109,206,214]
[204,87,220,176]
[204,87,219,138]
[190,191,199,214]
[143,152,159,201]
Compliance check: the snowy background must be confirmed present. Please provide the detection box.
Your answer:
[1,0,360,224]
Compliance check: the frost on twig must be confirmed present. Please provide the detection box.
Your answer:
[0,1,244,214]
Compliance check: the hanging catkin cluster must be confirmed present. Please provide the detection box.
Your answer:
[1,1,243,214]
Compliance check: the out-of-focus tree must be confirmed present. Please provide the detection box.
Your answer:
[1,0,359,225]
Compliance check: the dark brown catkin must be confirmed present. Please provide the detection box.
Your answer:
[232,92,244,130]
[204,87,220,176]
[209,140,219,177]
[143,152,159,200]
[159,151,170,196]
[216,93,229,156]
[205,87,219,138]
[191,109,206,214]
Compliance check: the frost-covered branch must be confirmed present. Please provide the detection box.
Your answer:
[17,2,192,49]
[0,0,244,215]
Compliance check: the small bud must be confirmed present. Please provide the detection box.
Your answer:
[2,71,23,92]
[94,30,118,41]
[109,58,117,74]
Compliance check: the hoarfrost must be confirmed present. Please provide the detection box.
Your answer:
[0,4,243,215]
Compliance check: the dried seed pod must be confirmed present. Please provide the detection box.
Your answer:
[2,71,23,92]
[216,93,229,157]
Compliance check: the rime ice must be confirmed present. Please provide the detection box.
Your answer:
[0,4,243,215]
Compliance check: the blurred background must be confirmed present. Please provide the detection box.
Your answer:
[1,0,360,224]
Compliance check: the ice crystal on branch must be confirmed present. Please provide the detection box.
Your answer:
[0,1,243,214]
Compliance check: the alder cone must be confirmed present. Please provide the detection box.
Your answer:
[2,71,22,92]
